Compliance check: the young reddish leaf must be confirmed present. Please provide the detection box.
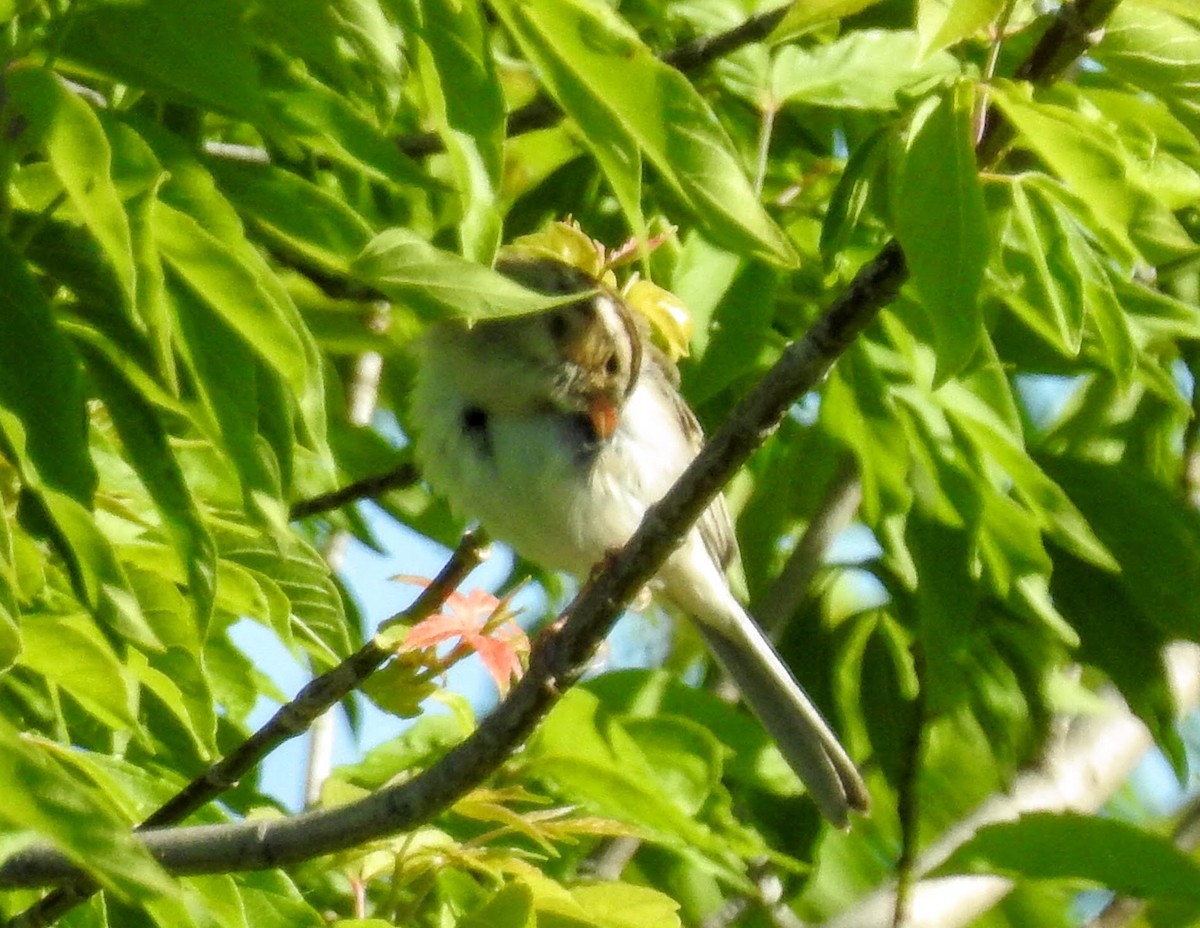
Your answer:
[397,580,530,695]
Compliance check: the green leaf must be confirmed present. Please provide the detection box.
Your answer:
[891,83,989,382]
[622,717,724,816]
[263,64,428,189]
[822,345,912,522]
[821,125,890,257]
[569,883,681,928]
[1093,4,1200,139]
[1002,178,1087,354]
[917,0,1009,57]
[858,614,921,783]
[1049,549,1183,773]
[0,502,20,671]
[772,30,959,110]
[136,646,218,758]
[220,532,350,665]
[155,191,327,473]
[352,229,574,321]
[941,385,1115,570]
[1040,456,1200,644]
[412,0,506,262]
[521,689,727,854]
[907,515,976,715]
[36,485,160,649]
[670,232,741,358]
[989,81,1198,266]
[939,812,1200,900]
[0,239,95,502]
[0,717,177,901]
[460,883,535,928]
[679,260,779,404]
[774,0,888,35]
[164,869,324,927]
[5,68,136,302]
[18,612,141,733]
[489,0,798,266]
[332,714,472,790]
[245,0,354,90]
[209,160,375,274]
[79,341,217,630]
[587,669,792,795]
[61,0,267,120]
[155,203,311,404]
[167,277,279,501]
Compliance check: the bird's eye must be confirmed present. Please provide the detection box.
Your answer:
[604,353,620,376]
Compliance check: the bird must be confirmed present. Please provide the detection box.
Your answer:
[409,254,869,825]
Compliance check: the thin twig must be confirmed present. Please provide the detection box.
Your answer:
[290,461,420,520]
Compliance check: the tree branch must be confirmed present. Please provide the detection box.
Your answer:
[3,532,487,923]
[976,0,1121,164]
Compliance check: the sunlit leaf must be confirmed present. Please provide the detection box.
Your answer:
[490,0,798,266]
[990,81,1199,267]
[1094,4,1200,138]
[891,83,989,382]
[209,160,375,274]
[61,0,267,120]
[5,68,135,302]
[80,341,217,629]
[772,30,959,110]
[0,719,177,901]
[411,0,505,262]
[352,229,574,321]
[917,0,1008,57]
[774,0,888,35]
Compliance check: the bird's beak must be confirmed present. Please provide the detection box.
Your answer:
[588,392,620,440]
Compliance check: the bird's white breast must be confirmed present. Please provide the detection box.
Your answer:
[411,337,693,577]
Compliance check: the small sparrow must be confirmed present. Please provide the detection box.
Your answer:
[411,256,869,825]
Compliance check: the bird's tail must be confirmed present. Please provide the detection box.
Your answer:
[694,609,870,827]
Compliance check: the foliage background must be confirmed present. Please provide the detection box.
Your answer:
[2,0,1200,925]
